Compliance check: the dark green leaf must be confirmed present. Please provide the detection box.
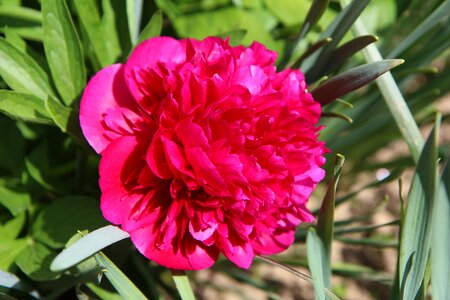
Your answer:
[51,225,129,272]
[32,196,107,249]
[136,10,163,45]
[0,179,30,216]
[95,252,148,300]
[0,39,54,100]
[291,38,332,69]
[298,0,330,40]
[0,90,53,125]
[0,117,24,174]
[15,241,60,281]
[45,95,84,142]
[0,213,26,240]
[42,0,86,106]
[73,0,122,68]
[399,116,440,300]
[311,59,404,105]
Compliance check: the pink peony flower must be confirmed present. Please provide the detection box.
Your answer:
[80,36,327,270]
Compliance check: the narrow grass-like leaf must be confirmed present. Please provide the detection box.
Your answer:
[387,1,450,59]
[399,116,440,300]
[0,90,53,125]
[126,0,143,45]
[322,35,378,74]
[0,6,42,41]
[0,39,54,100]
[311,59,404,105]
[291,38,332,69]
[95,252,147,300]
[172,271,196,300]
[50,225,129,272]
[307,228,327,300]
[42,0,85,106]
[0,270,40,300]
[73,0,121,68]
[136,10,163,45]
[315,155,344,288]
[431,162,450,300]
[86,283,122,300]
[303,0,370,80]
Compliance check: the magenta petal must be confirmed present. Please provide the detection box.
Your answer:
[125,37,187,103]
[217,235,254,269]
[80,64,139,154]
[99,135,147,224]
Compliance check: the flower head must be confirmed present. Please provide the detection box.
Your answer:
[80,36,327,270]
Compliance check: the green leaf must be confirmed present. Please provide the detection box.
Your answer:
[126,0,143,45]
[0,117,24,174]
[0,239,27,270]
[51,225,130,272]
[399,116,440,300]
[172,271,196,300]
[0,39,54,100]
[217,29,247,46]
[0,179,30,216]
[73,0,122,68]
[307,228,327,300]
[15,241,60,281]
[136,10,163,45]
[298,0,330,39]
[0,213,26,240]
[86,283,123,300]
[0,270,40,300]
[45,94,84,142]
[95,252,147,300]
[0,6,42,41]
[315,155,344,288]
[32,196,107,249]
[290,38,332,69]
[311,59,404,105]
[0,90,53,125]
[431,162,450,300]
[42,0,86,106]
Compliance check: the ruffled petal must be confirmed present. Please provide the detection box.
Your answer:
[79,64,141,153]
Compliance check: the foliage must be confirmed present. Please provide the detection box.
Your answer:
[0,0,448,299]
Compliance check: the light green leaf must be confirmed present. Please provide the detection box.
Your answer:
[136,10,163,45]
[126,0,143,45]
[431,162,450,300]
[15,241,60,281]
[311,59,404,105]
[0,6,42,41]
[307,228,327,300]
[95,252,147,300]
[0,39,54,100]
[399,116,440,300]
[0,179,30,216]
[51,225,130,272]
[32,196,107,249]
[172,271,196,300]
[42,0,86,106]
[73,0,122,68]
[86,283,123,300]
[0,238,27,271]
[0,213,26,240]
[0,90,53,125]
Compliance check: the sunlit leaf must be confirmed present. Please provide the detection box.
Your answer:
[136,10,163,45]
[172,271,196,300]
[0,90,53,125]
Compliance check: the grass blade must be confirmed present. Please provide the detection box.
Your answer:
[311,59,404,105]
[136,10,163,45]
[399,115,440,299]
[431,162,450,300]
[42,0,86,106]
[307,228,327,300]
[95,252,147,300]
[172,270,196,300]
[50,225,129,272]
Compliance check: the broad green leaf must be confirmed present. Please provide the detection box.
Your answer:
[15,241,60,281]
[0,238,27,270]
[73,0,122,68]
[0,179,30,216]
[431,162,450,300]
[303,0,370,80]
[315,155,344,288]
[0,90,53,125]
[0,6,42,41]
[307,228,327,300]
[0,270,40,300]
[42,0,86,106]
[136,10,163,45]
[95,252,147,300]
[0,39,54,100]
[399,117,440,300]
[51,225,130,272]
[45,95,84,142]
[0,213,26,240]
[311,59,404,105]
[32,196,107,249]
[217,29,247,46]
[172,271,195,300]
[263,0,311,27]
[0,117,24,174]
